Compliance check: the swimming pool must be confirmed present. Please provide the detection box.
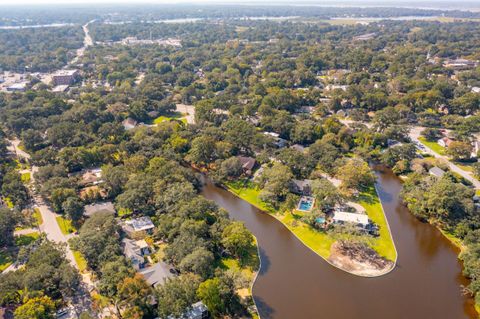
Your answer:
[297,196,315,212]
[315,217,325,224]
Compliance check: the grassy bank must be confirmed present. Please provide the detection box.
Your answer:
[224,180,397,265]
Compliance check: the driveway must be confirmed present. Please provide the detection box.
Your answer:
[409,126,480,190]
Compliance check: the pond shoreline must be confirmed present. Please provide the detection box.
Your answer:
[216,178,397,278]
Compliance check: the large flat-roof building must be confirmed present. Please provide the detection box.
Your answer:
[52,69,79,86]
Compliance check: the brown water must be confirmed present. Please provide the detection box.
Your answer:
[201,167,477,319]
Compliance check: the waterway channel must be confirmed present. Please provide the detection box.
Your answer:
[201,167,476,319]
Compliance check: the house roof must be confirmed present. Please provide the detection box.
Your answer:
[84,202,115,217]
[333,211,369,225]
[291,179,312,190]
[429,166,446,178]
[122,238,144,263]
[126,216,155,232]
[139,261,174,287]
[237,156,256,171]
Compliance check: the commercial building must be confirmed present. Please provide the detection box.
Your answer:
[52,69,79,86]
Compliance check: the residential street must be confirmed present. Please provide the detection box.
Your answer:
[7,139,94,317]
[409,126,480,190]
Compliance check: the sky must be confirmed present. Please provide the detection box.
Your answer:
[0,0,474,4]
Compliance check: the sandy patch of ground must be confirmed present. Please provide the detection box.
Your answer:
[175,103,195,124]
[328,241,394,277]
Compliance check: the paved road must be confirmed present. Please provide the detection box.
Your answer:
[409,126,480,190]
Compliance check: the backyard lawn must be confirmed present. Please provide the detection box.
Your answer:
[225,180,274,213]
[56,216,76,235]
[418,137,446,155]
[358,186,397,261]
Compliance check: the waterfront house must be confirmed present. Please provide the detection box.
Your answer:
[290,179,313,196]
[332,211,369,228]
[429,166,446,178]
[124,216,155,239]
[236,156,257,176]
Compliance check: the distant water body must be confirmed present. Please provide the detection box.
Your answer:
[0,23,75,29]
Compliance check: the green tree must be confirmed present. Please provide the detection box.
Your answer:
[337,158,375,191]
[197,278,225,317]
[156,274,201,318]
[221,222,254,260]
[14,296,56,319]
[446,141,472,160]
[0,208,17,248]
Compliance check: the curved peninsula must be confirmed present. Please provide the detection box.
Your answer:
[224,179,397,277]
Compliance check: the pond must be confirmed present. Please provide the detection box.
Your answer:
[201,167,476,319]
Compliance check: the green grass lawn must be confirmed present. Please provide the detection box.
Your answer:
[225,180,397,263]
[225,180,274,213]
[0,251,13,271]
[418,137,446,155]
[153,112,187,124]
[56,216,76,235]
[15,232,40,246]
[358,186,397,261]
[278,212,336,258]
[73,250,87,272]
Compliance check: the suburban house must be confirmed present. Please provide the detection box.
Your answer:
[80,168,103,186]
[471,141,479,158]
[290,179,313,196]
[124,216,155,239]
[438,137,455,148]
[122,118,138,130]
[236,156,257,176]
[139,261,174,287]
[332,211,370,228]
[83,201,115,217]
[264,132,288,148]
[165,301,208,319]
[122,238,150,270]
[6,82,28,92]
[429,166,446,178]
[52,69,79,86]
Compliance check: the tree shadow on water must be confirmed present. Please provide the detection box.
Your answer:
[253,296,275,319]
[258,247,271,275]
